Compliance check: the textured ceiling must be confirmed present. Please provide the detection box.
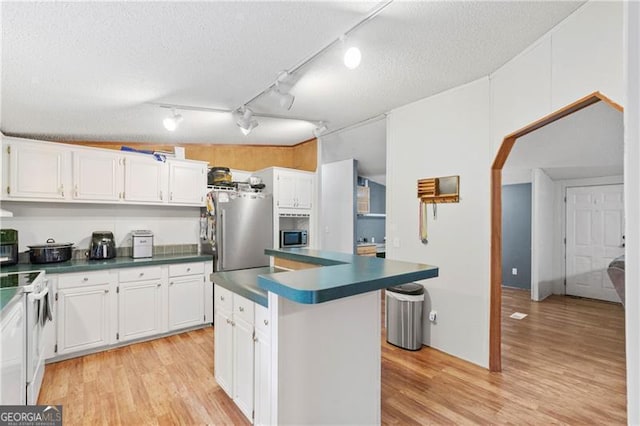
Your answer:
[504,101,624,180]
[1,1,584,145]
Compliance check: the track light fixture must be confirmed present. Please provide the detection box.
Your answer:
[163,109,183,131]
[236,106,259,136]
[270,71,295,110]
[313,122,328,137]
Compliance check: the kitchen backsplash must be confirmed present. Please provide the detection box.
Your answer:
[16,243,199,264]
[2,202,201,252]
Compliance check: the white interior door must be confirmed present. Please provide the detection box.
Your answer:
[566,184,624,302]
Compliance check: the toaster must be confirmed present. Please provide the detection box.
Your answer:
[132,230,153,259]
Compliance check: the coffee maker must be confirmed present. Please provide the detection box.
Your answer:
[89,231,116,260]
[0,229,19,266]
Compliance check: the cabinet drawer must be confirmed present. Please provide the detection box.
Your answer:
[119,266,162,283]
[233,294,254,325]
[169,262,204,277]
[59,271,112,289]
[255,304,270,335]
[214,285,232,313]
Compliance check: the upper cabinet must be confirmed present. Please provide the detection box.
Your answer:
[167,160,207,205]
[73,149,123,201]
[275,169,313,210]
[124,154,167,204]
[1,136,207,207]
[4,140,70,200]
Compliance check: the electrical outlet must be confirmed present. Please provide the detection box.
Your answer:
[428,311,437,322]
[512,268,518,275]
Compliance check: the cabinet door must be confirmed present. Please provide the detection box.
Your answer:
[276,172,296,208]
[0,301,26,405]
[168,276,204,330]
[233,317,255,421]
[57,284,112,355]
[295,174,313,209]
[214,308,233,397]
[73,150,123,201]
[254,328,271,426]
[6,141,69,200]
[168,161,206,205]
[123,155,167,203]
[118,280,162,342]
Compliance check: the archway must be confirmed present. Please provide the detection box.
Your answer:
[489,91,623,372]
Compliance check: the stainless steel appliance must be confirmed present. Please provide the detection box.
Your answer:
[0,229,19,266]
[203,189,273,271]
[0,270,51,404]
[280,229,308,248]
[132,230,153,259]
[89,231,116,260]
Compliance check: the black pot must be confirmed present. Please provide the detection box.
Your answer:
[28,238,74,264]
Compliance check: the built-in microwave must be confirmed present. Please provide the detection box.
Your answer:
[280,229,308,248]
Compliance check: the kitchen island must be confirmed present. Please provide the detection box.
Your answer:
[210,248,438,425]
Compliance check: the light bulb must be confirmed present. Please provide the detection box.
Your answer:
[344,46,362,70]
[163,111,182,131]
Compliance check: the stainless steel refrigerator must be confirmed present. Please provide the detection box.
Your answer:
[203,190,273,271]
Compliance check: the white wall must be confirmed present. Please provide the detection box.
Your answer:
[624,1,639,422]
[319,159,356,254]
[386,1,624,369]
[531,169,554,301]
[0,202,200,251]
[387,78,491,367]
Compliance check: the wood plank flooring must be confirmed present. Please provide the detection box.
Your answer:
[39,288,626,424]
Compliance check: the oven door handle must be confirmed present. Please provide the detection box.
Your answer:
[28,286,49,302]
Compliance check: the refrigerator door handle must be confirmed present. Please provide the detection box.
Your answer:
[220,210,225,270]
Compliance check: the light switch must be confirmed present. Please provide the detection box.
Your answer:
[512,268,518,275]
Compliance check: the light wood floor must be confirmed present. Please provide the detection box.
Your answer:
[39,288,626,424]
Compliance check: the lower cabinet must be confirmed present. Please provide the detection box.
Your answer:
[49,261,209,360]
[57,273,115,355]
[214,285,271,425]
[118,279,163,342]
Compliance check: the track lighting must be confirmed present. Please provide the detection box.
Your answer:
[272,71,295,110]
[236,107,259,136]
[163,109,183,131]
[343,46,362,70]
[313,122,328,137]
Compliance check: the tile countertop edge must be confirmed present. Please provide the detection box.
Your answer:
[0,254,213,275]
[261,248,439,304]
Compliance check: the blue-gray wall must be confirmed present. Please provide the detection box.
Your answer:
[356,178,385,243]
[502,183,531,289]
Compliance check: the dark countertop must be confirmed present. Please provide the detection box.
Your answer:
[0,286,23,314]
[0,254,213,275]
[259,248,438,304]
[210,266,276,308]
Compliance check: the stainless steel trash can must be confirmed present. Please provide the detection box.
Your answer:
[386,283,424,350]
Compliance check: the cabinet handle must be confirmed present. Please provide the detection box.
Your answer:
[263,319,269,326]
[253,336,258,342]
[74,184,79,197]
[239,306,244,312]
[220,296,225,301]
[226,318,231,324]
[157,283,161,287]
[159,191,163,200]
[231,321,235,326]
[105,289,109,293]
[170,192,173,201]
[60,184,65,197]
[83,277,89,282]
[139,272,144,277]
[170,281,174,286]
[187,267,191,272]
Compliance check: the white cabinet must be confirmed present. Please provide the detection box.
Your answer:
[204,263,214,324]
[214,284,271,424]
[72,149,123,201]
[57,277,116,355]
[254,304,271,426]
[3,139,70,200]
[0,300,26,405]
[168,160,207,205]
[123,154,167,203]
[276,170,313,210]
[118,266,164,342]
[168,263,204,330]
